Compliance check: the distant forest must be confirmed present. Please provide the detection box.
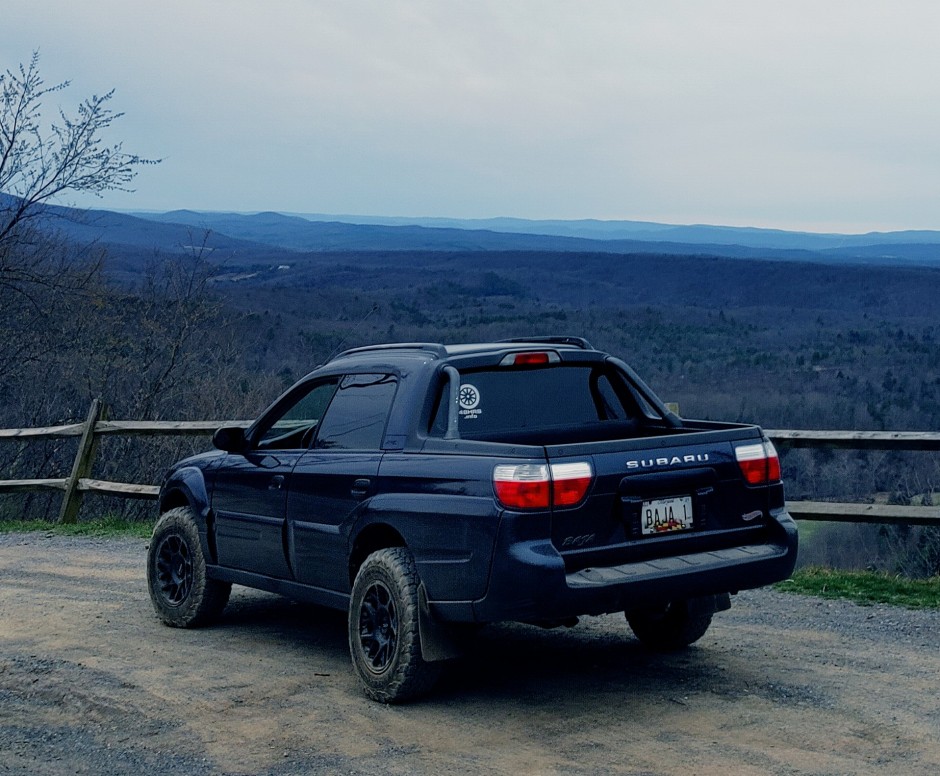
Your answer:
[211,249,940,432]
[2,232,938,575]
[2,53,933,574]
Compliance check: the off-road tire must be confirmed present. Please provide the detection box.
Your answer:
[147,506,231,628]
[626,600,713,651]
[348,547,443,703]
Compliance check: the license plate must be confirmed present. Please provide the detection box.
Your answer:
[641,496,693,535]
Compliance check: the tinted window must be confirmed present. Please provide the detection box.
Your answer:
[432,365,641,437]
[257,379,339,449]
[315,374,397,450]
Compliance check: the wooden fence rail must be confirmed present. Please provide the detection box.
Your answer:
[0,400,248,522]
[765,429,940,527]
[1,400,938,526]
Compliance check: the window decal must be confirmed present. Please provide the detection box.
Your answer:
[458,383,482,419]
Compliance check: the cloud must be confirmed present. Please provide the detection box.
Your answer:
[3,0,939,230]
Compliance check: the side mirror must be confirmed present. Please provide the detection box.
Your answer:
[212,426,247,453]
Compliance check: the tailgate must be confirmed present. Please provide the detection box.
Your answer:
[547,429,775,572]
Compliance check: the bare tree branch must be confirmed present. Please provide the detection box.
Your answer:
[0,51,159,249]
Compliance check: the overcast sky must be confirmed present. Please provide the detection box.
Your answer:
[3,1,940,233]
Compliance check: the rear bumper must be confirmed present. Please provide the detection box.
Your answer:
[435,509,798,623]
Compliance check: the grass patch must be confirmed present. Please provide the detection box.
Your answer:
[777,567,940,609]
[0,516,154,538]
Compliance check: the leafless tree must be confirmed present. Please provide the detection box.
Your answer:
[1,51,158,250]
[1,50,160,387]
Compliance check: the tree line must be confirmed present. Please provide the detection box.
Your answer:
[1,54,937,576]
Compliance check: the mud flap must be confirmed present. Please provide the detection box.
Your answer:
[418,583,463,662]
[689,592,732,616]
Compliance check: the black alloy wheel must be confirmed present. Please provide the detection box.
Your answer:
[358,580,399,673]
[154,533,194,606]
[147,506,231,628]
[347,547,442,702]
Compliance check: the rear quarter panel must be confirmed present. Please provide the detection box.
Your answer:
[370,452,520,601]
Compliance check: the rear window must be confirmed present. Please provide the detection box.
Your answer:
[430,365,647,439]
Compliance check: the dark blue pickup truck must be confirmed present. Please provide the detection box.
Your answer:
[147,337,797,701]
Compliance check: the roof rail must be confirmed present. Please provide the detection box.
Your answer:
[333,342,448,360]
[498,336,594,350]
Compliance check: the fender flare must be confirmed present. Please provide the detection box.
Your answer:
[158,466,214,559]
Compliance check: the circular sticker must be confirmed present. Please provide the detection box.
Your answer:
[458,384,480,410]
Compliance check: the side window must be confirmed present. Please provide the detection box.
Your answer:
[315,374,398,450]
[256,379,339,450]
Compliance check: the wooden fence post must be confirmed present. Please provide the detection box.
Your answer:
[57,399,107,524]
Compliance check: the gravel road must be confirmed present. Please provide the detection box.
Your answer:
[1,532,938,776]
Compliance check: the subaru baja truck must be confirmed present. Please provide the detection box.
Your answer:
[148,337,797,702]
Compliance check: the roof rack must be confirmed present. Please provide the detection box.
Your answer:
[332,342,448,360]
[497,336,594,350]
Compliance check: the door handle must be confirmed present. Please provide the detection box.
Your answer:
[351,478,371,498]
[268,475,285,491]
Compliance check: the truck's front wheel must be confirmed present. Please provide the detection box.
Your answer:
[147,506,231,628]
[349,548,442,702]
[626,600,713,651]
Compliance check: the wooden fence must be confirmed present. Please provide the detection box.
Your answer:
[765,429,940,526]
[1,399,938,526]
[0,400,246,523]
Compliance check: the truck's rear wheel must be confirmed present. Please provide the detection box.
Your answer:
[626,600,713,651]
[349,548,442,703]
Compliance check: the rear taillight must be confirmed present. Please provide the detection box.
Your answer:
[493,464,551,509]
[493,461,594,509]
[735,441,781,485]
[551,462,594,506]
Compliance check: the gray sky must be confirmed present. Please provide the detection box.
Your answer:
[3,1,940,232]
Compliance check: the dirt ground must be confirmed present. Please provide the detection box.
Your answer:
[1,533,939,776]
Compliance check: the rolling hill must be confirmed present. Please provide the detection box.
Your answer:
[5,193,940,267]
[129,209,940,266]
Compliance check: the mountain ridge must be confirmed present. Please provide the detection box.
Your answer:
[4,193,939,266]
[129,208,940,264]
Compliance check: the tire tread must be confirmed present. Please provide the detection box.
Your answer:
[147,506,231,628]
[349,547,441,702]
